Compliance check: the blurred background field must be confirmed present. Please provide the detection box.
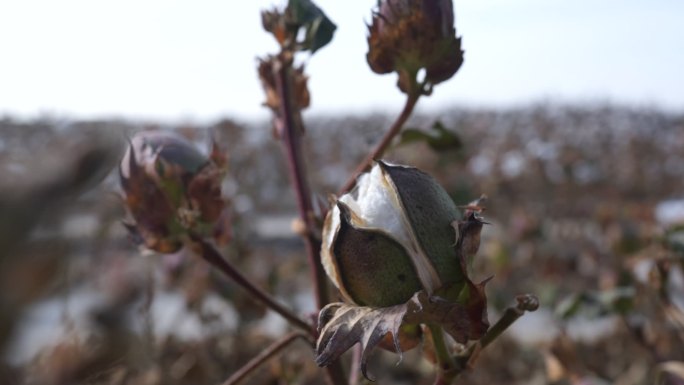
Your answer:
[1,103,683,384]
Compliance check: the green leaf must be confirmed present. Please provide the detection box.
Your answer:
[555,287,635,319]
[555,293,589,319]
[287,0,336,53]
[398,121,462,152]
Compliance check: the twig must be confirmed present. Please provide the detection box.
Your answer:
[339,92,420,194]
[480,294,539,349]
[271,55,348,385]
[274,57,330,311]
[222,331,310,385]
[465,294,539,370]
[429,324,458,385]
[189,233,312,334]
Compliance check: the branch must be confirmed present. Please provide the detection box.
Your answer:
[189,234,312,334]
[273,57,330,311]
[339,92,420,194]
[457,294,539,372]
[271,55,348,385]
[222,331,310,385]
[429,324,458,385]
[479,294,539,349]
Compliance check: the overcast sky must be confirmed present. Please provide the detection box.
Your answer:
[1,0,682,122]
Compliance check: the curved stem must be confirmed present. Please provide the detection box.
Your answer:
[339,92,420,194]
[189,234,312,334]
[222,331,310,385]
[429,324,458,385]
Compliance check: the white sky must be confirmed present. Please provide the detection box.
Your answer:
[0,0,682,122]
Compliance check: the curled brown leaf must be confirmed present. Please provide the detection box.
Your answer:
[315,285,488,380]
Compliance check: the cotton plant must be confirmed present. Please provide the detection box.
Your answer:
[119,0,537,384]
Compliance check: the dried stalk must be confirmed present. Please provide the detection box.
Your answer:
[273,58,330,311]
[271,55,348,385]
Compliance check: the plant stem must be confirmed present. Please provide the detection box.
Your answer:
[437,294,540,377]
[479,294,539,349]
[274,57,330,311]
[189,234,312,334]
[449,294,540,373]
[222,331,310,385]
[272,56,348,385]
[429,324,458,385]
[339,92,420,194]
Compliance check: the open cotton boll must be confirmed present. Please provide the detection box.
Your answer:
[321,163,418,303]
[321,161,466,306]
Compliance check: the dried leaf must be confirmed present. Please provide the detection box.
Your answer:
[261,9,287,45]
[211,208,233,246]
[258,58,279,114]
[316,285,488,380]
[120,145,181,253]
[292,64,311,111]
[187,164,225,225]
[257,58,310,136]
[452,213,485,270]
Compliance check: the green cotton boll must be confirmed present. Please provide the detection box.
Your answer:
[321,161,465,307]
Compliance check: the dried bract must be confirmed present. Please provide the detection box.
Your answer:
[367,0,463,94]
[120,131,226,253]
